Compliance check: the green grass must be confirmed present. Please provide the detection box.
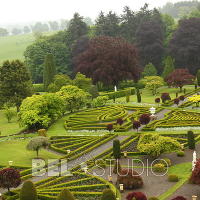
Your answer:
[0,34,34,64]
[0,139,60,167]
[109,85,194,105]
[159,162,191,200]
[0,109,23,136]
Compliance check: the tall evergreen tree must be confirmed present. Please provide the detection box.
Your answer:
[196,69,200,86]
[0,60,33,110]
[162,56,175,79]
[57,189,75,200]
[43,54,56,90]
[20,181,37,200]
[142,63,157,77]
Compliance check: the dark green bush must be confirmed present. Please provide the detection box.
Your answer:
[153,163,165,173]
[57,189,75,200]
[177,151,185,157]
[187,130,195,150]
[136,88,141,103]
[113,160,122,174]
[113,139,121,159]
[20,181,37,200]
[101,189,116,200]
[33,84,44,92]
[168,174,179,182]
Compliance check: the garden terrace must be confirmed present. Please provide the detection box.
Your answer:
[65,105,150,132]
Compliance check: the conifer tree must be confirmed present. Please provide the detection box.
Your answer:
[43,54,56,90]
[162,56,175,79]
[142,63,157,77]
[20,181,37,200]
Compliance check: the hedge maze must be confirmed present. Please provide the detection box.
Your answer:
[144,110,200,130]
[65,105,150,132]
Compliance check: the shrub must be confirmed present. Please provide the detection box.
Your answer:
[133,121,141,132]
[168,174,179,182]
[126,95,130,103]
[57,189,75,200]
[126,192,147,200]
[38,129,47,137]
[139,114,151,125]
[117,169,143,190]
[113,139,121,159]
[179,95,185,101]
[101,189,116,200]
[187,130,195,150]
[148,197,159,200]
[96,159,106,169]
[116,118,124,126]
[92,96,109,107]
[4,106,16,123]
[33,84,44,92]
[171,196,187,200]
[0,168,21,193]
[113,160,122,174]
[155,98,160,104]
[174,98,180,105]
[177,151,185,157]
[153,163,165,173]
[107,124,113,132]
[161,93,171,103]
[136,88,141,103]
[160,158,171,167]
[20,181,37,200]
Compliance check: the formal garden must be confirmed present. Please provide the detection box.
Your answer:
[1,2,200,200]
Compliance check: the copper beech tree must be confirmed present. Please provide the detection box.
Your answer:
[166,69,194,92]
[75,36,140,86]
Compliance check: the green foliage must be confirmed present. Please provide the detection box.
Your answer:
[113,139,121,159]
[57,189,75,200]
[48,74,71,92]
[26,136,49,157]
[19,93,65,129]
[137,133,182,158]
[160,158,172,167]
[126,94,130,103]
[57,85,90,112]
[89,85,99,99]
[142,63,157,77]
[113,160,122,174]
[43,54,56,90]
[101,189,116,200]
[153,163,166,173]
[0,60,33,110]
[136,88,141,103]
[20,181,37,200]
[141,76,164,95]
[73,72,93,92]
[197,69,200,86]
[168,174,179,182]
[162,56,175,79]
[148,197,159,200]
[92,96,109,107]
[33,84,44,93]
[187,130,195,150]
[177,151,185,157]
[4,106,16,123]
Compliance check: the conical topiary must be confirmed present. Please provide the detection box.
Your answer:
[101,189,116,200]
[20,181,37,200]
[57,189,75,200]
[113,160,122,174]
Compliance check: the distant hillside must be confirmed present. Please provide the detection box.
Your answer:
[160,0,200,18]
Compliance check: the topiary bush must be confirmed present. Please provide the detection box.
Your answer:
[161,93,171,103]
[126,192,147,200]
[101,189,116,200]
[139,114,151,125]
[153,163,166,173]
[136,88,141,103]
[113,160,122,174]
[177,151,185,157]
[38,129,47,137]
[168,174,179,182]
[174,98,180,105]
[116,118,124,126]
[179,95,185,101]
[57,189,75,200]
[187,130,195,150]
[117,169,143,190]
[160,158,171,167]
[133,121,141,132]
[113,139,121,159]
[107,124,113,132]
[20,181,37,200]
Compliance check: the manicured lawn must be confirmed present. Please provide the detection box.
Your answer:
[0,139,60,167]
[0,109,23,136]
[109,85,195,105]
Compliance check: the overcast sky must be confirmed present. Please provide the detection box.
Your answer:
[0,0,180,25]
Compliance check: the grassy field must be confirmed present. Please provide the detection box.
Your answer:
[0,34,35,64]
[0,139,60,167]
[0,109,23,136]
